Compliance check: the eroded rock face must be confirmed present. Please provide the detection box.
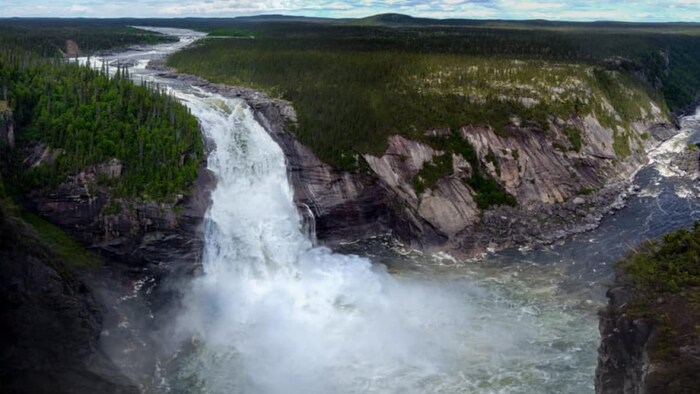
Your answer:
[0,207,138,394]
[364,135,479,241]
[27,161,213,267]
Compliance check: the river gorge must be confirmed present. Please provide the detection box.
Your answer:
[75,28,700,394]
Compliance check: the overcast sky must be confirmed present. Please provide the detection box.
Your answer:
[2,0,699,22]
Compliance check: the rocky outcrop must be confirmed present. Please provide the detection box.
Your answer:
[360,115,673,253]
[597,222,700,394]
[26,156,213,267]
[596,284,654,394]
[596,272,700,394]
[0,204,138,394]
[157,62,677,255]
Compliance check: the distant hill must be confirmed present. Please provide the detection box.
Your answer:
[346,12,700,31]
[233,14,341,23]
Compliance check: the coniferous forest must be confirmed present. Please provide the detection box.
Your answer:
[0,24,203,200]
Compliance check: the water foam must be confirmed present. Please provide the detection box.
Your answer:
[171,94,490,393]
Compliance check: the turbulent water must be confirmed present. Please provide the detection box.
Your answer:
[83,29,700,394]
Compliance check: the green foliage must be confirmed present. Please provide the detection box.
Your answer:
[423,131,517,209]
[102,200,123,215]
[613,129,632,159]
[207,29,253,38]
[563,126,583,152]
[619,222,700,293]
[484,148,501,176]
[1,46,203,200]
[20,211,101,267]
[413,153,453,194]
[576,188,597,196]
[167,22,670,172]
[468,173,517,210]
[0,19,174,57]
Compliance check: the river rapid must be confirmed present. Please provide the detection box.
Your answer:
[81,28,700,394]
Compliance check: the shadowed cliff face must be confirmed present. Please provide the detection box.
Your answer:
[24,159,213,268]
[0,204,138,394]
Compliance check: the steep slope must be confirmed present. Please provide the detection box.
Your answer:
[0,202,138,394]
[597,224,700,394]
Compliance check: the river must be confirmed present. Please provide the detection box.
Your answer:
[80,28,700,394]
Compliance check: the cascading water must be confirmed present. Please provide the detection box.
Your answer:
[171,93,483,393]
[81,27,700,394]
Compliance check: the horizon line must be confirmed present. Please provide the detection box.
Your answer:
[1,13,699,25]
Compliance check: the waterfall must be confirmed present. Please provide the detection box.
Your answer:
[297,202,317,244]
[170,93,479,394]
[85,28,612,394]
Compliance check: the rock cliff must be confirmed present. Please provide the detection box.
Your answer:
[0,204,138,394]
[24,151,213,268]
[596,224,700,394]
[597,273,700,394]
[596,283,654,394]
[248,91,674,254]
[156,65,676,255]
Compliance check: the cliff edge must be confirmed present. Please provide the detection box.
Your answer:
[596,224,700,394]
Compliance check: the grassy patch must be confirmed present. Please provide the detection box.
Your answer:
[19,212,101,268]
[613,129,632,159]
[564,126,583,152]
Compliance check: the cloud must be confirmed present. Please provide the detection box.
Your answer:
[1,0,697,21]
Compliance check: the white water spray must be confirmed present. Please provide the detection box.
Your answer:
[172,92,490,393]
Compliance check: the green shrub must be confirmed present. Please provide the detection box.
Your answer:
[564,126,583,152]
[619,222,700,293]
[412,153,453,194]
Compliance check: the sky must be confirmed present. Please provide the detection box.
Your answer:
[2,0,700,22]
